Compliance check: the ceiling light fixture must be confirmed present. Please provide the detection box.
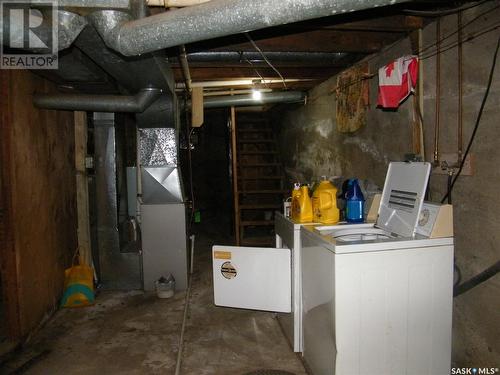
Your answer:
[252,89,262,101]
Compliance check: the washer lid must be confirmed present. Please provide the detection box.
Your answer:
[376,162,431,237]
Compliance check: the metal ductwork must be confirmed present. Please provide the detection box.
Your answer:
[33,88,162,112]
[58,11,88,50]
[88,0,410,56]
[202,91,306,108]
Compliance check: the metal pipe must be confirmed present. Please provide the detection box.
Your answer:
[88,0,411,56]
[185,51,349,64]
[33,88,162,112]
[179,45,193,93]
[457,11,463,162]
[176,78,312,89]
[201,91,305,108]
[203,88,273,96]
[433,19,441,165]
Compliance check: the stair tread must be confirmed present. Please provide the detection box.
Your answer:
[238,118,268,123]
[238,176,282,180]
[238,129,272,133]
[238,163,280,167]
[239,189,288,194]
[239,151,278,155]
[241,237,275,246]
[240,220,274,226]
[240,203,281,209]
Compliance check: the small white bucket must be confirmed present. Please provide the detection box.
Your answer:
[155,277,175,299]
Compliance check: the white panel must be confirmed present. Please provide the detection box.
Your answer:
[377,162,431,237]
[275,212,304,352]
[301,240,336,375]
[212,246,291,313]
[141,204,188,291]
[334,246,453,375]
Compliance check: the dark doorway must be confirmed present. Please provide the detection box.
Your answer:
[188,109,233,240]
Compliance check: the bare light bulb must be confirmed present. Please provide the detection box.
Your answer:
[252,89,262,101]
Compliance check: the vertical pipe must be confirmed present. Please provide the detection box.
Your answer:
[230,107,240,245]
[179,45,192,93]
[433,19,441,165]
[189,234,195,274]
[418,29,425,160]
[457,11,464,163]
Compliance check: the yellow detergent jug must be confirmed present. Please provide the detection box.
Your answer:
[312,177,340,224]
[291,185,313,223]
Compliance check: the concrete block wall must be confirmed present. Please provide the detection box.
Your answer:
[274,2,500,367]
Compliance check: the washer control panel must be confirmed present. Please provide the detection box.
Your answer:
[416,202,453,238]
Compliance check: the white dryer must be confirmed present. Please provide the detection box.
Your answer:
[300,162,454,375]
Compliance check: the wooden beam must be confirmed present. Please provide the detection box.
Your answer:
[276,15,424,32]
[75,111,92,266]
[0,70,22,340]
[327,16,423,32]
[173,66,341,81]
[191,29,402,53]
[191,86,204,127]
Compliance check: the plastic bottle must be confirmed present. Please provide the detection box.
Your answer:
[291,182,301,200]
[345,178,365,223]
[312,177,340,224]
[291,184,313,223]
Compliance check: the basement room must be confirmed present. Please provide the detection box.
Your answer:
[0,0,499,374]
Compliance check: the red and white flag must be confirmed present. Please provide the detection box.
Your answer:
[377,55,419,109]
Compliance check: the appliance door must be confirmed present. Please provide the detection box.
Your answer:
[212,245,291,313]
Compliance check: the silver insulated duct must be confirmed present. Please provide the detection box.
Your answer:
[33,88,162,112]
[202,91,306,108]
[89,0,411,56]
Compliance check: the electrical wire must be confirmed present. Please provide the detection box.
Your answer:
[420,22,500,61]
[441,35,500,203]
[402,0,491,17]
[417,3,500,58]
[315,4,500,97]
[243,57,271,89]
[244,32,287,89]
[454,260,500,297]
[357,1,500,69]
[174,273,193,375]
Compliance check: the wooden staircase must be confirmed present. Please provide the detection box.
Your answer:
[230,109,287,247]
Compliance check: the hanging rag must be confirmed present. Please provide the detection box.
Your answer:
[377,55,419,109]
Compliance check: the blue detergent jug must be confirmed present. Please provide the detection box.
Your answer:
[346,179,365,223]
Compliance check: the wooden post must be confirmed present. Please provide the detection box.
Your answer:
[230,107,240,245]
[191,86,204,127]
[74,111,92,266]
[0,69,22,340]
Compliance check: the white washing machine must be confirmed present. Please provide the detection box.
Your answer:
[300,162,454,375]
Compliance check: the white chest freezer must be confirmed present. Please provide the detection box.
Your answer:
[212,212,315,352]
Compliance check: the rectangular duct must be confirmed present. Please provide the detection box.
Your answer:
[139,127,188,291]
[139,128,184,203]
[94,112,142,289]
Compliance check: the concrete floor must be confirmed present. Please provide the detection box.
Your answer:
[1,231,306,375]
